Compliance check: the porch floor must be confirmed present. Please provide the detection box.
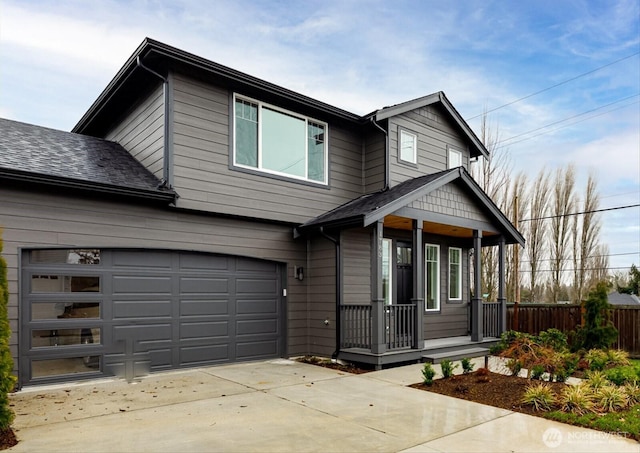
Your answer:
[339,335,499,369]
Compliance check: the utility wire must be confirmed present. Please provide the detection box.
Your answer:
[519,252,640,264]
[519,266,631,273]
[466,51,640,120]
[519,204,640,222]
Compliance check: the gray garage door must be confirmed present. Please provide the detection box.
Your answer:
[20,249,285,386]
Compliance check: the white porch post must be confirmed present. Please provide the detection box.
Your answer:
[412,220,424,349]
[498,236,507,334]
[371,220,386,355]
[471,229,483,342]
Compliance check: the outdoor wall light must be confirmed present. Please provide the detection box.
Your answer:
[295,265,304,281]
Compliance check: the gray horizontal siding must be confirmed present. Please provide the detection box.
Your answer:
[0,187,309,375]
[308,236,337,357]
[342,228,372,305]
[171,72,363,224]
[389,105,470,187]
[105,83,165,179]
[364,128,385,193]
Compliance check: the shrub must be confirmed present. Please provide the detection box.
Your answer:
[554,368,570,383]
[538,328,568,352]
[606,349,630,367]
[623,381,640,405]
[422,363,436,386]
[506,358,522,377]
[596,385,629,412]
[490,330,533,354]
[461,358,474,374]
[605,366,638,386]
[559,384,594,415]
[586,370,609,390]
[584,349,608,371]
[440,359,458,378]
[0,230,16,429]
[522,383,556,411]
[571,283,618,351]
[531,364,546,380]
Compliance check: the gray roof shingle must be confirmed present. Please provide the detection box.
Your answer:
[0,118,174,199]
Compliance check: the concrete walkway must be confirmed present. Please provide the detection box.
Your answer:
[8,359,639,453]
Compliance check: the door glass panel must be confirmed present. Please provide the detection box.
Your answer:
[31,249,101,265]
[32,356,100,378]
[32,328,100,348]
[32,302,100,320]
[382,239,392,305]
[31,276,100,293]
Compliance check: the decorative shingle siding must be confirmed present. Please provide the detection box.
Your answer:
[410,183,489,223]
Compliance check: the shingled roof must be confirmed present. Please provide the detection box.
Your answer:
[0,118,175,202]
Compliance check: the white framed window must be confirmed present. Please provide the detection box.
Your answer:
[448,147,462,169]
[233,94,328,184]
[425,244,440,311]
[449,247,462,300]
[382,238,392,305]
[399,129,417,164]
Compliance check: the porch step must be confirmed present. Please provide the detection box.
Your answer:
[422,347,490,364]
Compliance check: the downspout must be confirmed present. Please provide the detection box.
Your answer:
[136,56,173,189]
[370,116,389,190]
[320,227,341,360]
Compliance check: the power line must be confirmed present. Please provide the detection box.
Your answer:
[499,94,640,146]
[519,266,631,273]
[519,204,640,222]
[519,252,640,264]
[466,51,640,120]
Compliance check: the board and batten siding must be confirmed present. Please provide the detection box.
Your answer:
[388,105,470,187]
[423,233,469,340]
[0,187,311,374]
[170,72,364,224]
[104,83,165,180]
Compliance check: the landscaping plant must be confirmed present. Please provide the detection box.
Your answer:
[522,383,555,411]
[461,357,474,374]
[571,282,618,351]
[585,370,609,390]
[422,363,436,386]
[440,359,458,378]
[558,384,594,415]
[0,230,16,430]
[596,385,629,412]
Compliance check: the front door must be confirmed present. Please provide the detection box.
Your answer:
[396,243,413,304]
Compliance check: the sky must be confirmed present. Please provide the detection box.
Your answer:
[1,0,639,280]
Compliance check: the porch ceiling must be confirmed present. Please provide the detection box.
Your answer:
[384,214,498,239]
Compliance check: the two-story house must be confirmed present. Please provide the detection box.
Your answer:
[0,38,523,388]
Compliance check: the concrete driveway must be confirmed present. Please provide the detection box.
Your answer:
[8,359,639,453]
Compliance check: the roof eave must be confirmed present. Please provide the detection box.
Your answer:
[0,168,176,204]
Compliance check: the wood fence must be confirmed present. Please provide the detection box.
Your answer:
[506,303,640,357]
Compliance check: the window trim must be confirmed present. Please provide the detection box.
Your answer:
[449,247,462,301]
[232,93,329,185]
[424,243,440,312]
[399,128,417,165]
[447,146,462,169]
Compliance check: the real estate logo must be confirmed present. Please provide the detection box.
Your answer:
[542,427,563,448]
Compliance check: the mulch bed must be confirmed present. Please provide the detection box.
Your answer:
[0,427,17,450]
[409,369,568,417]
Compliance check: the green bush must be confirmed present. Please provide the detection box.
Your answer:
[422,363,436,386]
[0,230,16,429]
[538,328,568,352]
[461,358,474,374]
[522,382,556,411]
[490,330,533,354]
[440,359,458,378]
[531,364,546,380]
[571,283,618,351]
[605,365,640,386]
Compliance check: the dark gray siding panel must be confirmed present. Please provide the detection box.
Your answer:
[342,228,371,305]
[307,236,336,356]
[105,83,165,179]
[389,105,470,187]
[1,187,307,379]
[364,127,385,193]
[171,73,363,223]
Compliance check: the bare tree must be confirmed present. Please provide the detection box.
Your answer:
[471,112,512,301]
[548,165,576,303]
[526,168,551,302]
[571,173,601,303]
[505,172,528,301]
[589,244,610,288]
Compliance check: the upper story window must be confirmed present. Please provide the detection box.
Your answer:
[448,147,462,169]
[399,129,417,164]
[234,95,328,184]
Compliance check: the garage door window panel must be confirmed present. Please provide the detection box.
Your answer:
[31,275,100,293]
[32,356,100,378]
[32,328,101,348]
[31,249,101,265]
[32,302,101,320]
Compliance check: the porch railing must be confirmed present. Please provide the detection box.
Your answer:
[341,304,372,349]
[340,303,417,351]
[482,301,502,338]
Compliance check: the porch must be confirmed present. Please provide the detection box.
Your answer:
[338,301,504,368]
